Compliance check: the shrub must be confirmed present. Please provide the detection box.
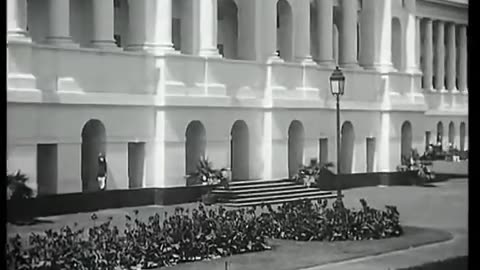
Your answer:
[7,199,403,270]
[258,199,402,241]
[397,149,435,184]
[6,204,271,270]
[186,157,230,188]
[7,171,34,201]
[292,158,334,187]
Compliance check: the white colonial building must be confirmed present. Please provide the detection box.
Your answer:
[7,0,468,195]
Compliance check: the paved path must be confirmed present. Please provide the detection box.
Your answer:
[302,178,468,270]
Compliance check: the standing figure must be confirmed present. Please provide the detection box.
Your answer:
[97,153,107,191]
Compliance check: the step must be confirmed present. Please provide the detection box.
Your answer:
[212,185,306,194]
[217,187,333,198]
[222,190,334,203]
[229,178,289,186]
[218,181,296,190]
[220,193,339,208]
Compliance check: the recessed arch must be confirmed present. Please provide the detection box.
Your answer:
[401,121,413,160]
[81,119,107,192]
[340,121,355,174]
[392,17,403,70]
[460,122,466,151]
[185,121,207,175]
[448,121,455,147]
[276,0,293,61]
[231,120,249,180]
[288,120,305,178]
[217,0,239,59]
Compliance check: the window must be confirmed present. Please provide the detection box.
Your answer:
[114,0,121,8]
[366,138,375,173]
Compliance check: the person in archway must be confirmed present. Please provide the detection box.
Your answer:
[97,153,107,191]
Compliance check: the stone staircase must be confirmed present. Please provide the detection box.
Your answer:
[212,178,339,207]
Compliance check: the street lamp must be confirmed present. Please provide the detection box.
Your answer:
[329,66,345,200]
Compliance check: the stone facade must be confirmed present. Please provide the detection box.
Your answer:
[7,0,468,195]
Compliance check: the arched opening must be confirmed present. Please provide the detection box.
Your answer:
[401,121,413,160]
[81,119,107,192]
[340,121,355,174]
[185,121,207,175]
[392,17,402,70]
[437,121,444,148]
[231,120,249,180]
[276,0,293,61]
[460,122,466,151]
[218,0,238,59]
[114,0,129,48]
[448,121,455,147]
[288,120,305,178]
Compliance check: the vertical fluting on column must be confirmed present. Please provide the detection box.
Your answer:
[339,0,359,68]
[434,20,445,91]
[46,0,77,46]
[457,25,467,92]
[198,0,220,56]
[422,18,433,90]
[316,0,334,66]
[91,0,117,49]
[446,23,457,92]
[7,0,30,41]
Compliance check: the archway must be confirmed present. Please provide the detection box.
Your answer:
[401,121,413,160]
[276,0,293,61]
[437,121,444,147]
[340,121,355,174]
[392,17,402,70]
[185,121,207,175]
[231,120,249,180]
[81,119,107,192]
[288,120,305,178]
[218,0,238,59]
[460,122,466,151]
[448,121,455,147]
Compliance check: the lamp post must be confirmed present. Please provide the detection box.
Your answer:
[329,66,345,200]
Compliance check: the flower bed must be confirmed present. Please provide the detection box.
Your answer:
[7,199,403,270]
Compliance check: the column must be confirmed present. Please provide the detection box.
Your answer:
[91,0,117,49]
[359,0,393,72]
[294,0,314,64]
[457,25,467,92]
[405,13,420,72]
[316,0,334,67]
[339,0,359,68]
[46,0,77,46]
[446,23,457,92]
[126,0,175,53]
[422,19,433,91]
[198,0,220,56]
[7,0,30,41]
[434,20,445,91]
